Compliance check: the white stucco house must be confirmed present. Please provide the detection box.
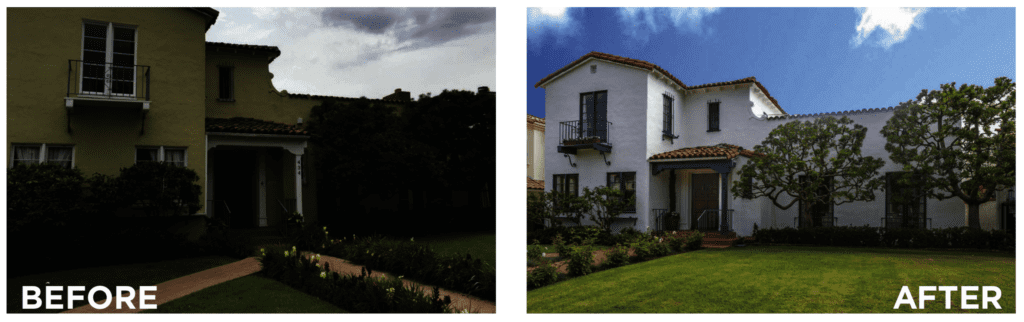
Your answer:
[536,52,986,237]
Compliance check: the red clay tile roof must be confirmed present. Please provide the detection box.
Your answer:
[527,114,545,124]
[649,143,762,161]
[528,177,545,190]
[534,52,787,114]
[207,42,282,63]
[766,106,897,120]
[206,117,307,136]
[534,52,688,89]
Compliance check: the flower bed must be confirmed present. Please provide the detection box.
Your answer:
[257,245,453,313]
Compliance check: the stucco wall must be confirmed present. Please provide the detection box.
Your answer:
[8,8,210,212]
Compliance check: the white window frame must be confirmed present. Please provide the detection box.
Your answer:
[9,144,76,169]
[80,20,138,98]
[135,146,187,167]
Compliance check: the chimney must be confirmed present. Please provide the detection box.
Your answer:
[478,86,489,94]
[383,88,411,102]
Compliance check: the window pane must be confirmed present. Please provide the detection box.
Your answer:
[13,146,41,166]
[165,149,185,167]
[47,147,73,168]
[113,27,135,41]
[607,173,620,190]
[136,148,158,162]
[84,23,107,39]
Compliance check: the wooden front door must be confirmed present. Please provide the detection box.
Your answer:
[691,173,719,230]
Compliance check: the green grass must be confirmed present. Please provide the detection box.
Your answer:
[145,275,346,313]
[417,232,496,268]
[8,256,239,313]
[527,246,1015,313]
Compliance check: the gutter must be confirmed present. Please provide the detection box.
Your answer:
[648,156,729,162]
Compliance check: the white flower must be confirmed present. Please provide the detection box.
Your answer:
[320,272,326,278]
[292,246,297,252]
[284,250,290,257]
[460,309,470,313]
[398,275,404,279]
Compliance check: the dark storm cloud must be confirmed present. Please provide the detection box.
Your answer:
[320,8,495,46]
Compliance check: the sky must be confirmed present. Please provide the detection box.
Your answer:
[526,7,1016,118]
[207,7,496,100]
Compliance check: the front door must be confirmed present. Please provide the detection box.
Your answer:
[213,149,258,228]
[691,173,718,230]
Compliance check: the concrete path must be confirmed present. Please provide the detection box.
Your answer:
[62,257,262,313]
[311,253,496,313]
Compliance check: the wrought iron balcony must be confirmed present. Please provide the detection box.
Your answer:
[64,60,152,134]
[558,120,612,154]
[66,59,150,102]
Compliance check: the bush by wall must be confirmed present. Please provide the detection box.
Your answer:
[565,245,595,277]
[322,235,496,302]
[754,226,1014,250]
[258,245,453,313]
[7,164,86,230]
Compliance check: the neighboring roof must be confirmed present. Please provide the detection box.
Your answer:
[206,117,307,135]
[284,92,410,104]
[207,42,282,63]
[649,143,762,161]
[527,177,545,190]
[535,52,687,89]
[765,106,897,120]
[534,52,786,114]
[527,114,545,124]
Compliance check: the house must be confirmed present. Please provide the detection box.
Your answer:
[527,114,545,194]
[6,8,411,230]
[535,51,990,237]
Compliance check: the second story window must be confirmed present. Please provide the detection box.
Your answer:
[218,66,235,101]
[708,101,720,132]
[81,21,137,97]
[663,94,676,139]
[579,91,608,141]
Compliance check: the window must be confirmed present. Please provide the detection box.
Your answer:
[663,95,675,138]
[742,174,754,199]
[885,172,927,229]
[607,172,636,213]
[798,176,833,227]
[10,144,75,168]
[82,21,137,97]
[552,174,579,196]
[579,91,608,141]
[708,101,720,132]
[218,66,234,101]
[136,146,187,166]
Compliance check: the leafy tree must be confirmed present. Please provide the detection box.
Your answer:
[880,77,1015,229]
[584,186,635,234]
[731,116,886,217]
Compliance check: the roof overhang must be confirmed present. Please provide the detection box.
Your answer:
[535,56,651,89]
[189,8,220,31]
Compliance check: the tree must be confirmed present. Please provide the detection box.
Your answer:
[731,116,886,221]
[880,77,1015,229]
[584,186,635,234]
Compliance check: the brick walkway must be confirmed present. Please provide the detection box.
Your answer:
[62,257,262,313]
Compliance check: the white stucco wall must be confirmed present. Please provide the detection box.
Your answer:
[542,58,968,236]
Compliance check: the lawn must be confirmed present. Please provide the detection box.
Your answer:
[417,232,496,268]
[527,246,1015,313]
[146,275,346,313]
[8,255,239,313]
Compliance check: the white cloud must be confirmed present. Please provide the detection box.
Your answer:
[527,7,580,51]
[851,8,929,49]
[616,7,720,44]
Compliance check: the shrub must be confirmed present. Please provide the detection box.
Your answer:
[258,245,452,313]
[684,231,705,250]
[527,226,570,245]
[565,225,602,245]
[527,262,559,290]
[117,162,202,216]
[651,237,672,257]
[323,235,495,301]
[667,235,687,252]
[565,244,595,277]
[605,226,646,245]
[527,240,544,264]
[7,163,85,230]
[753,226,1013,250]
[552,233,569,256]
[603,244,631,268]
[632,238,654,261]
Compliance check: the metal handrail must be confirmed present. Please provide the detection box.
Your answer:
[559,120,613,146]
[697,209,733,232]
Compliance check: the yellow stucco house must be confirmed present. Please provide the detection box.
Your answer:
[7,8,411,228]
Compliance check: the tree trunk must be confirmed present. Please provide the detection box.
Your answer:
[967,202,981,229]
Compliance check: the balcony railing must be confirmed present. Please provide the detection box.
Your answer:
[558,120,612,154]
[67,59,150,100]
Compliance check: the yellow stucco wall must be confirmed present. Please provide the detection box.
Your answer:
[8,8,210,212]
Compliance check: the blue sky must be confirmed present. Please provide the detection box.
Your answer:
[526,7,1015,118]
